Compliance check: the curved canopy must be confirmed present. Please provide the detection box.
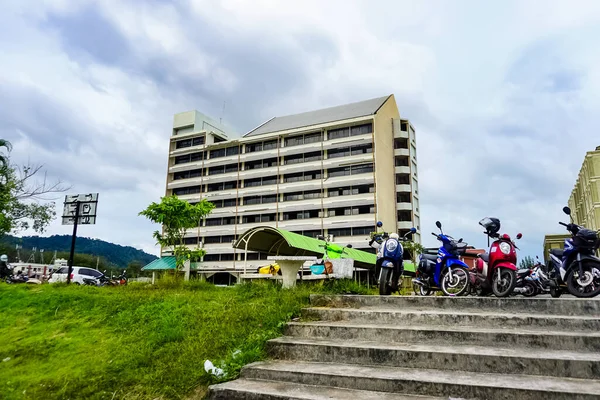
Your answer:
[233,226,376,268]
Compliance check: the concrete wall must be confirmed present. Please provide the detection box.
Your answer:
[373,95,400,233]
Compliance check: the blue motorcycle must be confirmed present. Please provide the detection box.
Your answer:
[547,206,600,298]
[413,221,471,296]
[369,221,417,295]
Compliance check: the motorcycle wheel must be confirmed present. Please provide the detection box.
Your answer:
[379,268,392,296]
[550,286,562,298]
[413,282,431,296]
[441,268,470,296]
[565,261,600,298]
[522,281,537,297]
[492,268,517,297]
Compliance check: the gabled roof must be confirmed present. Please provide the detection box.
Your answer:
[245,95,391,137]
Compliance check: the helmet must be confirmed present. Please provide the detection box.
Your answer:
[0,254,7,262]
[389,233,400,240]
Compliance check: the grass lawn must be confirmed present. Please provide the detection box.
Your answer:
[0,278,374,400]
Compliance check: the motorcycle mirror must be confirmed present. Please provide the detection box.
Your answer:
[376,221,383,228]
[435,221,442,229]
[410,227,417,233]
[516,233,522,239]
[458,238,463,243]
[346,244,353,248]
[563,206,571,215]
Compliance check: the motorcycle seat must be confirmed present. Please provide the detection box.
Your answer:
[478,253,490,263]
[517,269,530,276]
[550,249,564,258]
[421,254,437,262]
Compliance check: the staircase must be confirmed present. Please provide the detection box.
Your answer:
[208,295,600,399]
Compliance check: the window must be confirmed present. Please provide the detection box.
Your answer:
[204,236,221,244]
[174,168,203,180]
[283,210,319,220]
[174,155,189,165]
[225,163,238,173]
[206,218,222,226]
[303,230,322,238]
[328,207,349,217]
[173,186,201,196]
[396,174,410,185]
[244,196,261,205]
[263,176,278,186]
[211,200,223,208]
[285,154,303,165]
[221,254,235,261]
[223,198,237,207]
[191,152,204,162]
[223,217,236,225]
[79,268,94,276]
[264,158,278,168]
[222,235,235,243]
[303,190,321,199]
[351,144,372,155]
[184,237,199,245]
[357,185,374,194]
[356,205,374,214]
[394,138,408,149]
[223,180,238,190]
[263,140,278,150]
[204,254,219,262]
[328,228,352,237]
[210,148,226,159]
[284,172,303,183]
[175,139,192,149]
[261,213,277,222]
[304,171,322,180]
[245,178,261,187]
[243,215,260,224]
[246,142,262,153]
[226,146,239,156]
[328,147,350,159]
[245,160,262,170]
[352,226,372,235]
[397,192,411,203]
[285,135,304,147]
[351,164,373,175]
[395,157,409,167]
[304,132,322,144]
[350,123,373,136]
[284,191,302,201]
[208,165,225,175]
[398,211,412,222]
[328,127,349,140]
[401,121,408,131]
[56,267,68,274]
[207,183,223,192]
[328,167,350,178]
[262,195,277,203]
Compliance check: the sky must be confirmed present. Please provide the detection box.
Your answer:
[1,0,600,258]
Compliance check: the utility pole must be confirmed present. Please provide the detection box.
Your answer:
[66,201,80,284]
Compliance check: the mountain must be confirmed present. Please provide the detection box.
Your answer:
[0,235,158,267]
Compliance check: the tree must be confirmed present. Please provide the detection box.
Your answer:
[0,139,69,238]
[402,240,425,266]
[139,195,215,271]
[519,255,535,270]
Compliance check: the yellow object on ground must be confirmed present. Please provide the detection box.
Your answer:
[258,263,280,275]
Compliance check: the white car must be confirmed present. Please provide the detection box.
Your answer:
[49,266,104,285]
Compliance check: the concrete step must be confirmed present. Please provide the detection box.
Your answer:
[301,307,600,331]
[310,294,600,316]
[285,321,600,351]
[208,378,448,400]
[268,337,600,379]
[242,360,600,400]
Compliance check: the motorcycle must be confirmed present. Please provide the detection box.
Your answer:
[83,272,116,286]
[5,270,42,285]
[512,267,536,297]
[413,221,470,296]
[547,206,600,298]
[473,217,521,297]
[369,221,416,295]
[526,256,550,296]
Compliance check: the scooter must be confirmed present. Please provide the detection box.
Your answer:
[369,221,416,295]
[310,236,353,277]
[512,267,536,297]
[5,270,42,285]
[413,221,471,296]
[473,217,521,297]
[547,206,600,298]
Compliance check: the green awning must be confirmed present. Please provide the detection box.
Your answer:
[234,226,378,268]
[141,256,177,271]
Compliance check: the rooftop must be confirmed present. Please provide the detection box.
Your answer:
[244,95,392,137]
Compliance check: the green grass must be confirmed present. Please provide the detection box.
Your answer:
[0,278,374,400]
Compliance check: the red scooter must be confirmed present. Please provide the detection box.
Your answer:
[473,217,522,297]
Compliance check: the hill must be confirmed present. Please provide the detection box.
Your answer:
[0,235,157,267]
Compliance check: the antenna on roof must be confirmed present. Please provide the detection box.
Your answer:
[220,100,227,124]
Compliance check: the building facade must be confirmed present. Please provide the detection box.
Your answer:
[165,95,419,271]
[568,146,600,231]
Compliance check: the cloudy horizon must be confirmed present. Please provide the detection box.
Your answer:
[1,0,600,258]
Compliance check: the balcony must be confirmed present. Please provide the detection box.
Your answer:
[323,214,375,229]
[394,148,409,157]
[396,202,413,211]
[199,225,237,236]
[238,148,279,163]
[395,166,411,175]
[169,161,204,174]
[397,221,414,230]
[396,184,411,193]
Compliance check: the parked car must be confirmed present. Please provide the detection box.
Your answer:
[48,266,104,285]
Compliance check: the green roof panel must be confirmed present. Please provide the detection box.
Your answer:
[141,256,177,271]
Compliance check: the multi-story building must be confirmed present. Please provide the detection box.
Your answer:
[165,95,419,271]
[568,146,600,231]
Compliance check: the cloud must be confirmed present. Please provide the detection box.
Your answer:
[1,0,600,259]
